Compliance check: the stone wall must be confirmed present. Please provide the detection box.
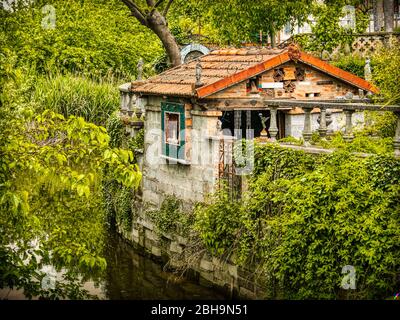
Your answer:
[142,105,222,207]
[119,207,268,299]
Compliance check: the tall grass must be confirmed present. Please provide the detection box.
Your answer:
[32,74,119,126]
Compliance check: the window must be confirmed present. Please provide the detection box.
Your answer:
[161,102,185,161]
[165,112,180,145]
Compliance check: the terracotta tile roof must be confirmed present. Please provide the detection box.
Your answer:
[131,48,379,98]
[131,48,285,97]
[298,52,379,95]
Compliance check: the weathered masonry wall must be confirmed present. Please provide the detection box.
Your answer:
[142,103,222,206]
[125,98,268,298]
[119,208,268,299]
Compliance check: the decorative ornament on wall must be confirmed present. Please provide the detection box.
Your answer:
[273,68,285,82]
[283,67,296,80]
[295,67,305,81]
[265,89,275,97]
[283,80,296,93]
[288,43,301,62]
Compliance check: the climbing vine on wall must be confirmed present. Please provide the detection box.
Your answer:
[149,195,194,236]
[194,144,400,299]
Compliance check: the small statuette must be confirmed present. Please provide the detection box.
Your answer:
[345,91,354,100]
[258,113,270,137]
[195,59,203,87]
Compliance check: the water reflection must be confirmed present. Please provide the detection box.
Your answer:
[100,230,226,300]
[0,229,226,300]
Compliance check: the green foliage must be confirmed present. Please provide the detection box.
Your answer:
[371,38,400,104]
[32,74,119,126]
[330,39,399,139]
[332,55,366,78]
[306,4,355,54]
[149,195,194,236]
[194,185,242,256]
[103,176,135,233]
[256,152,400,299]
[354,6,370,33]
[0,51,141,298]
[106,112,126,148]
[0,108,141,298]
[194,144,400,299]
[253,143,317,178]
[196,0,313,45]
[363,111,397,138]
[313,131,393,154]
[129,128,145,152]
[295,1,370,55]
[0,0,163,80]
[278,136,304,146]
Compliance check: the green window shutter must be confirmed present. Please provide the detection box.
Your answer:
[161,102,185,160]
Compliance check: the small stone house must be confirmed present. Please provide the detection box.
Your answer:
[122,46,378,207]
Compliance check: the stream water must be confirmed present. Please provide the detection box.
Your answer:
[96,229,226,300]
[0,229,225,300]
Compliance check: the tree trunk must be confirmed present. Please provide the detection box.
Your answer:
[147,12,182,67]
[384,0,394,32]
[270,30,276,48]
[373,0,384,32]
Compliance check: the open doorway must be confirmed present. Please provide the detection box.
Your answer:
[219,110,285,139]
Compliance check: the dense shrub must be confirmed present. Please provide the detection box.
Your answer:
[195,144,400,299]
[194,185,242,256]
[372,38,400,105]
[1,0,163,80]
[332,55,366,78]
[150,195,194,236]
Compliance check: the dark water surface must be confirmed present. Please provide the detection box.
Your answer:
[0,229,226,300]
[98,230,226,300]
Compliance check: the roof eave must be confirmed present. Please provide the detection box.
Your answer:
[298,52,380,94]
[195,51,379,99]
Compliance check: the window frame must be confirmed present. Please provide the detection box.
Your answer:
[161,102,186,161]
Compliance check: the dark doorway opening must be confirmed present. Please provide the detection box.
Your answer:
[219,110,285,139]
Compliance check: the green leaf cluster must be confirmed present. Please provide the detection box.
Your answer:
[149,195,194,237]
[195,144,400,299]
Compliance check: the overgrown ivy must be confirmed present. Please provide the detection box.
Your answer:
[149,195,194,237]
[194,144,400,299]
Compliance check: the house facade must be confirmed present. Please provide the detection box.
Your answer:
[122,46,378,208]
